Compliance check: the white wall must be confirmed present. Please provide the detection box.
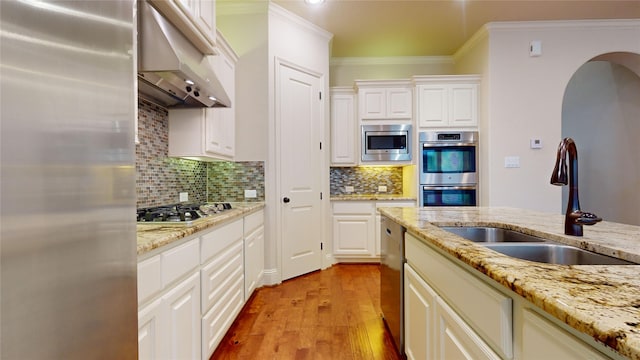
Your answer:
[330,57,455,86]
[456,20,640,213]
[562,61,640,225]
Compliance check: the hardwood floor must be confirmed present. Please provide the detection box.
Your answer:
[211,264,401,360]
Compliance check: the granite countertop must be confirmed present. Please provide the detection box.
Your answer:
[330,194,416,201]
[378,206,640,360]
[136,202,264,256]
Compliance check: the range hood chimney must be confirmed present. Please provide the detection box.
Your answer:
[137,1,230,108]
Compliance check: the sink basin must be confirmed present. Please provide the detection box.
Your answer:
[440,226,635,265]
[483,243,635,265]
[440,226,547,243]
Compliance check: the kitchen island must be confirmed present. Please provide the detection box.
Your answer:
[379,206,640,360]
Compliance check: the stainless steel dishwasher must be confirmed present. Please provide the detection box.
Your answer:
[380,215,406,356]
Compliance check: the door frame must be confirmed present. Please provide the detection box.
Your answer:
[271,57,331,283]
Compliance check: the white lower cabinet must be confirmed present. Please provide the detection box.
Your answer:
[404,231,617,360]
[332,200,415,261]
[435,296,500,360]
[164,272,201,360]
[138,298,164,360]
[137,210,265,360]
[404,264,437,360]
[243,210,265,299]
[522,310,608,360]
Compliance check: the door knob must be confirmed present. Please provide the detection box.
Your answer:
[283,197,290,203]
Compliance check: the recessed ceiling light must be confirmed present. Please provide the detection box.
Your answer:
[304,0,325,4]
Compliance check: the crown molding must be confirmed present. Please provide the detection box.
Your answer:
[269,3,333,41]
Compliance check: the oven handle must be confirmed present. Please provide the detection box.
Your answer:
[422,142,476,148]
[422,185,477,190]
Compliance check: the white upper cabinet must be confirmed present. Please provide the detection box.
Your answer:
[356,80,412,121]
[150,0,217,55]
[330,87,358,166]
[168,34,237,161]
[414,75,480,129]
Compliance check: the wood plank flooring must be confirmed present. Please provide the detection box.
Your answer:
[211,264,401,360]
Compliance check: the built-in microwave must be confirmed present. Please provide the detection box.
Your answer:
[361,124,412,162]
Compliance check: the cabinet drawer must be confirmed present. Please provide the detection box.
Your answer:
[332,201,374,214]
[201,273,244,359]
[138,255,162,305]
[243,210,264,236]
[200,240,243,312]
[406,233,513,359]
[200,219,243,264]
[161,239,199,287]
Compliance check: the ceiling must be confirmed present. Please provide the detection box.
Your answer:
[271,0,640,58]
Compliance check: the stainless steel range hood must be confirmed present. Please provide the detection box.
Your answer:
[137,1,230,108]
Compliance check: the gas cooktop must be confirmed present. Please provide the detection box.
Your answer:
[136,202,233,226]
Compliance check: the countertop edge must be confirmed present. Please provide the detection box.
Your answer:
[136,203,265,256]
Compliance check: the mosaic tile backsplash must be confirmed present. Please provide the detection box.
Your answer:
[136,98,265,208]
[330,166,403,195]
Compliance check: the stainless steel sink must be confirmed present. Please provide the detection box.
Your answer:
[440,226,635,265]
[483,243,635,265]
[440,226,547,243]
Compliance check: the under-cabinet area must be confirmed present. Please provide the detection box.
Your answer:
[136,206,264,360]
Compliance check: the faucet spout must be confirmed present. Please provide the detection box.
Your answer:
[550,138,602,236]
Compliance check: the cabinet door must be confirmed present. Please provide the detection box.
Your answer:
[332,214,375,256]
[138,298,166,360]
[205,108,234,158]
[359,88,386,119]
[449,84,478,127]
[244,225,264,298]
[193,0,215,42]
[417,85,448,128]
[522,310,609,360]
[162,272,201,360]
[386,88,412,119]
[405,264,438,360]
[435,297,501,360]
[330,92,357,165]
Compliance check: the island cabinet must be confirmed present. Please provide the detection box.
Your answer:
[332,200,415,261]
[405,232,617,360]
[149,0,217,55]
[355,80,412,121]
[330,87,358,166]
[414,75,480,129]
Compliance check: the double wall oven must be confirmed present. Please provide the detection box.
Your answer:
[419,131,478,207]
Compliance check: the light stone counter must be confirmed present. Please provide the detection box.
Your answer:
[136,202,264,256]
[330,194,416,201]
[378,206,640,359]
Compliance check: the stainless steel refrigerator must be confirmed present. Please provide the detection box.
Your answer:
[1,1,138,358]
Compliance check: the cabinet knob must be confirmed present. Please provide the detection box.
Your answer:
[283,197,290,203]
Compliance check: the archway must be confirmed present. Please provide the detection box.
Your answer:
[561,52,640,226]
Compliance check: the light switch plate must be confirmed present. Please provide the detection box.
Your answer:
[345,186,354,193]
[378,185,388,192]
[504,156,520,168]
[530,138,543,149]
[179,192,188,202]
[244,189,257,198]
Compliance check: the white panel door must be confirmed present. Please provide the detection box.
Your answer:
[162,272,201,360]
[278,63,323,280]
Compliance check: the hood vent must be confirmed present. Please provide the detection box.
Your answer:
[137,1,230,108]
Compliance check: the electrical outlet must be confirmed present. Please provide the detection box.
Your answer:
[179,192,188,202]
[244,189,257,198]
[378,185,388,193]
[345,186,354,193]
